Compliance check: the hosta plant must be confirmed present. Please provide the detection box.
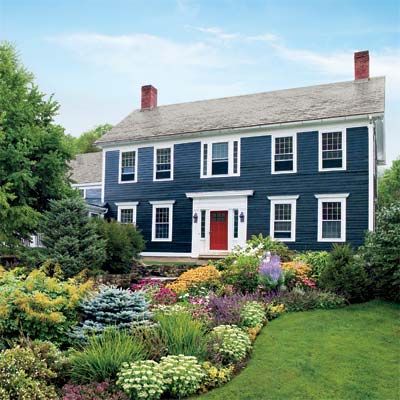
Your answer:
[211,325,251,364]
[160,354,205,398]
[117,360,165,400]
[240,301,266,328]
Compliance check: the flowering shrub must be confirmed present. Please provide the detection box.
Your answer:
[0,268,92,345]
[200,362,234,391]
[246,326,262,342]
[117,360,165,400]
[130,278,161,301]
[281,261,316,289]
[294,251,330,282]
[151,286,177,305]
[258,254,283,290]
[0,345,58,399]
[241,301,266,328]
[167,265,221,293]
[266,303,286,320]
[211,325,251,364]
[62,381,129,400]
[160,354,205,398]
[70,285,152,340]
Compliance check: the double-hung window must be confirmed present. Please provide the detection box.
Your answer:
[150,200,174,242]
[154,146,173,181]
[319,130,346,171]
[116,202,138,225]
[268,195,298,242]
[315,194,348,242]
[272,134,297,173]
[201,139,240,177]
[119,150,137,183]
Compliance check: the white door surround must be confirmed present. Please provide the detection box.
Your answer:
[186,190,254,257]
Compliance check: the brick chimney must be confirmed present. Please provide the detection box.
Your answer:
[141,85,157,110]
[354,51,369,80]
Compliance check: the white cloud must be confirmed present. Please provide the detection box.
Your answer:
[188,26,241,40]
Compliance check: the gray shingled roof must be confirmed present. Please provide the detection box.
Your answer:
[96,77,385,145]
[69,152,102,184]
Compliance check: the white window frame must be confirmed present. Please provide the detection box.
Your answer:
[150,200,175,242]
[153,145,174,182]
[116,202,138,224]
[315,193,349,242]
[268,195,299,242]
[200,138,241,178]
[118,148,138,184]
[271,133,297,174]
[318,129,347,172]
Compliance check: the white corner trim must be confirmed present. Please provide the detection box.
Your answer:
[271,132,297,174]
[149,200,176,205]
[316,194,348,242]
[153,144,174,182]
[267,195,299,200]
[315,193,349,199]
[318,128,347,172]
[115,202,139,206]
[101,150,106,203]
[368,121,374,231]
[268,196,298,242]
[186,190,254,199]
[118,147,138,184]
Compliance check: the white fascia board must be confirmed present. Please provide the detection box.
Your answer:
[186,190,254,199]
[115,201,139,206]
[268,195,299,200]
[149,200,176,205]
[314,193,349,199]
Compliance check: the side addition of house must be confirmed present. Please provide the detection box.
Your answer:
[89,50,385,259]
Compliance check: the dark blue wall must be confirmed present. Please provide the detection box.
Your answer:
[104,127,369,252]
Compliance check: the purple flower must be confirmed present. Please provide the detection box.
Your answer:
[259,255,282,282]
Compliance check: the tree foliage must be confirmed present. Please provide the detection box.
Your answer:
[68,124,112,155]
[41,197,106,277]
[0,42,73,247]
[378,158,400,208]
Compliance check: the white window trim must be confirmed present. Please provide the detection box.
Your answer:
[319,129,347,172]
[315,193,349,242]
[118,148,138,184]
[150,200,175,242]
[200,138,241,178]
[116,201,138,225]
[271,133,297,174]
[268,195,299,242]
[153,144,174,182]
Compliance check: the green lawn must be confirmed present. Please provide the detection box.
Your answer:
[199,301,400,400]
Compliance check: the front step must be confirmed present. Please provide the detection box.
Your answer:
[198,252,229,259]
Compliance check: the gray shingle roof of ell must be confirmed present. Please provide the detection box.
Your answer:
[69,152,102,184]
[96,77,385,145]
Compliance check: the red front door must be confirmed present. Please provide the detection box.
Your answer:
[210,211,228,250]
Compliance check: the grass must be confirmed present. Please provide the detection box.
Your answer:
[198,300,400,400]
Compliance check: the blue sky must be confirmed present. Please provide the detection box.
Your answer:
[1,0,399,166]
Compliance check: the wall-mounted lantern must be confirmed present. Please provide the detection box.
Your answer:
[240,212,245,222]
[193,212,198,223]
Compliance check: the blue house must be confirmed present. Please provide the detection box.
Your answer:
[92,50,385,259]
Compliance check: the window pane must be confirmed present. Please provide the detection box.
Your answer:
[201,210,206,239]
[155,207,170,239]
[212,142,229,175]
[233,209,239,238]
[322,132,343,169]
[120,209,134,224]
[275,136,293,172]
[273,203,292,239]
[121,151,136,181]
[322,201,342,239]
[322,221,341,238]
[275,204,291,221]
[156,148,171,180]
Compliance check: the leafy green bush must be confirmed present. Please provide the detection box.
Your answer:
[273,289,346,312]
[117,360,165,400]
[361,202,400,301]
[240,301,266,328]
[41,197,106,277]
[294,251,330,284]
[211,325,251,364]
[0,345,59,399]
[319,244,369,302]
[70,328,149,384]
[160,354,205,398]
[154,310,208,360]
[0,268,92,346]
[71,285,152,340]
[96,219,145,274]
[62,380,129,400]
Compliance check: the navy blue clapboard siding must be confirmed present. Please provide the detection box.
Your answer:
[104,127,369,252]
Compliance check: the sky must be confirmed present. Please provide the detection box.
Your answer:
[1,0,399,166]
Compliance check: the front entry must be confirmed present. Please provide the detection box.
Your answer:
[210,211,228,250]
